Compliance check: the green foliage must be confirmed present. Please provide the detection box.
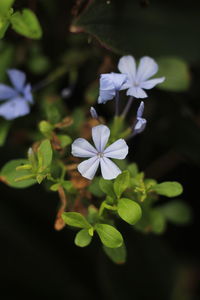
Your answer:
[114,171,130,198]
[37,139,53,173]
[75,229,92,247]
[0,8,13,39]
[152,182,183,197]
[0,159,36,188]
[99,178,115,199]
[10,9,42,39]
[103,243,127,264]
[127,163,139,177]
[117,198,142,225]
[57,135,72,148]
[88,177,104,197]
[156,57,190,91]
[95,223,123,248]
[150,210,167,234]
[62,212,92,229]
[0,120,11,146]
[0,0,14,14]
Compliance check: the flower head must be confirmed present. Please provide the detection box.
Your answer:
[118,55,165,99]
[133,101,147,135]
[72,124,129,180]
[98,72,127,104]
[0,69,33,120]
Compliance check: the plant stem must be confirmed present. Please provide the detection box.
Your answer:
[115,91,120,116]
[121,96,134,118]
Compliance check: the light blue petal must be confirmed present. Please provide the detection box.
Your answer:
[71,138,97,157]
[0,97,30,120]
[104,139,128,159]
[127,87,148,98]
[136,57,158,82]
[137,101,144,118]
[110,73,128,90]
[23,84,33,103]
[100,157,121,180]
[90,107,98,119]
[0,84,18,100]
[7,69,26,92]
[118,55,136,83]
[92,125,110,152]
[134,117,147,135]
[78,156,100,180]
[140,77,165,89]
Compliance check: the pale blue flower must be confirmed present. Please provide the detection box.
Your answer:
[134,101,147,135]
[72,124,129,180]
[118,56,165,98]
[0,69,33,120]
[90,106,98,119]
[98,72,127,104]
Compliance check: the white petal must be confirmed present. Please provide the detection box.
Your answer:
[92,125,110,152]
[118,55,136,83]
[104,139,128,159]
[136,56,158,82]
[7,69,26,92]
[0,97,30,120]
[140,77,165,89]
[71,138,97,157]
[134,118,147,134]
[100,157,121,180]
[137,101,144,118]
[78,156,100,180]
[110,73,128,90]
[127,87,147,98]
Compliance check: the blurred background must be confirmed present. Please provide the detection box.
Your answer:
[0,0,200,299]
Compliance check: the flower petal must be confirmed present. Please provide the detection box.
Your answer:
[0,84,18,100]
[92,125,110,152]
[136,56,158,82]
[90,106,98,119]
[71,138,97,157]
[100,157,121,180]
[104,139,128,159]
[7,69,26,92]
[98,74,116,104]
[118,55,136,83]
[78,156,100,180]
[137,101,144,118]
[23,84,33,103]
[140,77,165,89]
[0,97,30,120]
[127,87,147,98]
[110,73,128,90]
[134,117,147,134]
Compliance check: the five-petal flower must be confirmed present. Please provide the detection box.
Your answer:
[98,72,127,104]
[0,69,33,120]
[118,55,165,98]
[72,124,129,180]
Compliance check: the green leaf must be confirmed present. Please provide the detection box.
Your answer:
[99,178,115,199]
[0,0,14,14]
[114,171,130,198]
[0,120,11,146]
[117,198,142,225]
[153,181,183,197]
[103,243,127,264]
[158,200,192,225]
[88,177,104,197]
[0,8,13,39]
[50,183,60,191]
[95,223,123,248]
[74,0,200,60]
[156,57,190,91]
[0,159,36,188]
[62,180,75,193]
[37,139,52,172]
[39,121,53,138]
[150,210,167,234]
[62,212,91,229]
[74,229,92,247]
[0,43,14,80]
[57,134,72,148]
[127,163,139,177]
[10,8,42,39]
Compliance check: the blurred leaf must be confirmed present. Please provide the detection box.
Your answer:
[95,223,123,248]
[0,120,11,146]
[10,9,42,39]
[57,134,72,148]
[62,212,91,229]
[117,198,142,225]
[150,209,167,234]
[74,0,200,60]
[99,178,115,199]
[103,243,127,264]
[88,177,104,197]
[156,57,190,91]
[0,43,14,80]
[0,0,14,14]
[0,159,36,188]
[158,200,192,225]
[127,163,139,177]
[153,182,183,197]
[37,139,52,172]
[28,55,50,74]
[74,229,92,247]
[114,170,130,198]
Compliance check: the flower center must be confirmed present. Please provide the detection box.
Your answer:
[134,81,140,87]
[97,152,104,158]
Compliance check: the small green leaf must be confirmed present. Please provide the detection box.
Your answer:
[10,8,42,39]
[114,170,130,198]
[62,212,91,229]
[117,198,142,225]
[57,134,72,148]
[0,120,11,146]
[103,243,127,264]
[95,223,123,248]
[88,177,104,197]
[158,200,192,225]
[127,163,139,177]
[50,183,60,191]
[39,120,54,138]
[62,180,75,193]
[150,210,167,234]
[37,139,52,172]
[99,178,115,199]
[0,159,36,188]
[74,229,92,247]
[0,0,14,14]
[153,181,183,197]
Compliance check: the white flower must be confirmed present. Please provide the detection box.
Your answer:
[118,55,165,98]
[71,124,129,180]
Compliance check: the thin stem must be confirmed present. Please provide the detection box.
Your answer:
[54,186,67,231]
[115,91,120,116]
[121,96,134,118]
